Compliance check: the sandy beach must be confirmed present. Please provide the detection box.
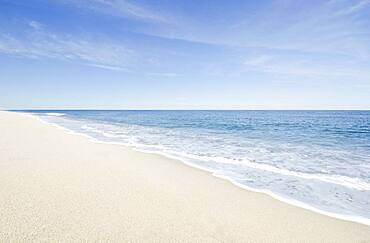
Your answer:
[0,111,369,242]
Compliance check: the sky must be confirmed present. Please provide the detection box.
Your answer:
[0,0,369,109]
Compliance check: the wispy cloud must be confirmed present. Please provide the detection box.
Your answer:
[243,55,273,67]
[0,21,133,71]
[60,0,167,22]
[243,54,370,79]
[29,20,42,30]
[2,0,370,81]
[42,0,370,65]
[131,0,370,60]
[335,0,370,16]
[146,72,182,77]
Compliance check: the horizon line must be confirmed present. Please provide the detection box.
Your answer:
[6,108,370,111]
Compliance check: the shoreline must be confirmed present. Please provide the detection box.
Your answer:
[1,111,370,242]
[26,112,370,227]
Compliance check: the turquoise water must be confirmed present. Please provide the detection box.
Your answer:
[24,110,370,224]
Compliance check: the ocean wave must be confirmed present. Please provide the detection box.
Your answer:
[80,124,370,191]
[144,149,370,191]
[45,112,65,117]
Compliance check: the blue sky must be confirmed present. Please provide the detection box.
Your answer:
[0,0,369,109]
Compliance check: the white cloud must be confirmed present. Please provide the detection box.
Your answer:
[335,0,370,16]
[49,0,370,64]
[0,22,133,71]
[87,63,129,71]
[147,72,182,77]
[242,54,370,79]
[132,0,370,63]
[244,55,273,66]
[29,20,42,30]
[61,0,167,22]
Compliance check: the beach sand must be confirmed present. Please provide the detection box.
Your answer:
[0,111,369,242]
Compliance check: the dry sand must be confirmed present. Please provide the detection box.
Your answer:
[0,111,369,242]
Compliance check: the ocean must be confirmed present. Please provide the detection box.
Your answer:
[22,110,370,224]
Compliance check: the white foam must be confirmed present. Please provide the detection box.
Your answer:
[238,159,370,191]
[155,150,370,191]
[132,147,370,226]
[45,112,65,117]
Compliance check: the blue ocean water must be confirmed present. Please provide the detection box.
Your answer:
[24,110,370,223]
